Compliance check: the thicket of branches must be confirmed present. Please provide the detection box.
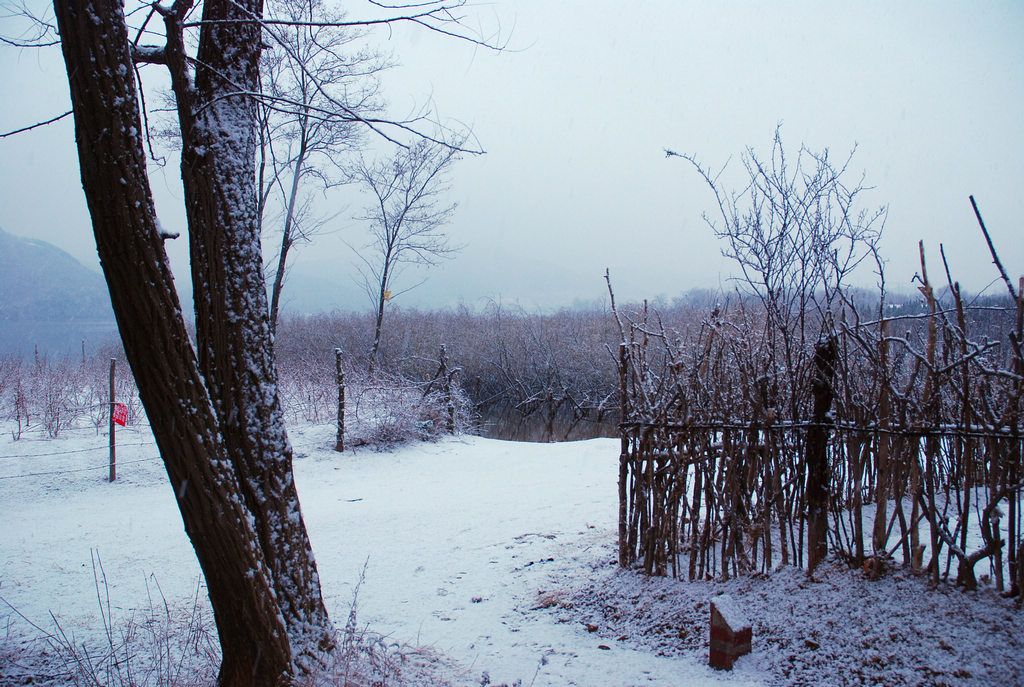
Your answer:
[268,287,948,442]
[274,302,624,442]
[0,345,139,440]
[615,268,1021,586]
[2,287,959,448]
[614,133,1023,597]
[0,342,468,449]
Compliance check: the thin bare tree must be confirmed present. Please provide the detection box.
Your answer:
[667,128,886,574]
[258,0,386,334]
[668,126,886,417]
[351,138,464,372]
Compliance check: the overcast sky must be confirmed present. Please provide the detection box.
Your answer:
[1,0,1022,313]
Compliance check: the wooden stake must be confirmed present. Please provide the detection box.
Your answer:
[108,358,116,482]
[806,337,836,573]
[872,319,891,556]
[335,348,345,452]
[618,342,630,568]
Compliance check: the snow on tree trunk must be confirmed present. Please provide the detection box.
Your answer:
[51,0,294,682]
[176,0,334,665]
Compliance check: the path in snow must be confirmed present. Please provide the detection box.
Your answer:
[292,428,763,686]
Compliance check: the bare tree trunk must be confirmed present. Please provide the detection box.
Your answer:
[269,234,294,337]
[268,124,311,336]
[173,0,333,662]
[52,0,293,681]
[369,276,389,375]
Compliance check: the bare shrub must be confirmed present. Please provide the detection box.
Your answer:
[40,359,83,438]
[346,369,472,449]
[2,351,141,438]
[296,562,456,687]
[274,303,623,442]
[0,354,18,399]
[0,555,218,687]
[10,379,28,440]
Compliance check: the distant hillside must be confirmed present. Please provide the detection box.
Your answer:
[0,227,114,321]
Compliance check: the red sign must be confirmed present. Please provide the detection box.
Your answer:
[112,402,129,427]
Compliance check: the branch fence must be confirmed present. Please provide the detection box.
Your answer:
[616,279,1023,594]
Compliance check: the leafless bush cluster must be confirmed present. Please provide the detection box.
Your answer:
[0,332,470,448]
[275,302,625,442]
[271,288,953,445]
[274,339,473,447]
[0,346,139,439]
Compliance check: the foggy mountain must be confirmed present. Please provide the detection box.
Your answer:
[0,227,118,357]
[0,227,114,321]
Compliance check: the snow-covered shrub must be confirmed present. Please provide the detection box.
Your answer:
[275,342,474,450]
[273,304,623,442]
[344,369,473,449]
[39,359,84,438]
[0,354,18,400]
[5,561,220,687]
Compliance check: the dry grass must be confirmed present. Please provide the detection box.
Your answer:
[1,555,456,687]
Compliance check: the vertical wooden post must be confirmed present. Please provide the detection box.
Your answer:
[1007,276,1023,594]
[871,319,891,558]
[334,348,345,452]
[917,241,939,580]
[440,344,455,434]
[805,337,836,573]
[108,358,116,482]
[618,342,630,567]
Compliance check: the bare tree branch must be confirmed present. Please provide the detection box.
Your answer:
[970,194,1018,301]
[0,110,72,138]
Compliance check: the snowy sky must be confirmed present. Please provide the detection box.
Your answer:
[1,0,1022,312]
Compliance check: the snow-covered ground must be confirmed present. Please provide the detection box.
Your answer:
[1,422,1021,685]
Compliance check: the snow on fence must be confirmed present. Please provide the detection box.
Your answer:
[614,276,1023,594]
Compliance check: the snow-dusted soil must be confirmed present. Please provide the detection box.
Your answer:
[551,553,1022,686]
[1,423,1021,686]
